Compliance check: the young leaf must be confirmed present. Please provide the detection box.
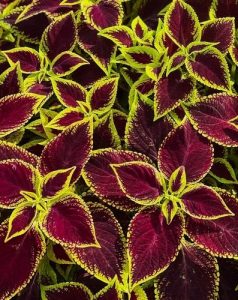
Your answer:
[186,190,238,257]
[67,203,126,283]
[40,194,98,248]
[185,47,231,92]
[156,243,219,300]
[41,282,93,300]
[158,121,214,182]
[154,72,194,119]
[95,282,123,300]
[82,0,123,31]
[0,93,41,137]
[131,16,149,42]
[164,0,201,47]
[0,222,45,300]
[82,149,149,210]
[201,17,235,53]
[87,77,119,115]
[210,158,237,184]
[39,119,93,183]
[41,167,75,198]
[184,93,238,146]
[3,47,41,73]
[121,46,161,68]
[100,25,134,48]
[40,12,77,61]
[0,160,36,208]
[51,78,87,108]
[5,204,36,242]
[111,161,163,205]
[125,96,173,162]
[128,207,184,288]
[181,184,233,219]
[51,51,89,77]
[168,166,186,194]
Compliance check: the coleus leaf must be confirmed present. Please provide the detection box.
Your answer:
[100,25,134,48]
[40,12,77,61]
[0,63,23,98]
[82,0,123,31]
[210,0,238,26]
[87,77,119,115]
[48,243,73,265]
[125,96,173,162]
[158,121,214,182]
[186,190,238,257]
[0,222,45,299]
[184,93,238,146]
[128,207,184,288]
[5,204,36,242]
[164,0,201,47]
[41,167,75,198]
[131,286,148,300]
[0,93,41,137]
[39,119,93,183]
[51,78,87,108]
[154,72,194,119]
[201,17,235,53]
[82,149,149,210]
[3,47,41,73]
[168,166,186,194]
[41,282,93,300]
[50,51,89,77]
[0,160,35,208]
[78,22,116,74]
[40,194,98,248]
[181,184,233,219]
[67,203,126,283]
[156,243,219,300]
[166,51,186,75]
[111,161,163,205]
[121,46,161,69]
[17,0,62,22]
[185,47,231,92]
[47,108,85,130]
[0,141,39,166]
[131,16,150,42]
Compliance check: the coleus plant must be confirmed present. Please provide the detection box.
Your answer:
[0,0,238,299]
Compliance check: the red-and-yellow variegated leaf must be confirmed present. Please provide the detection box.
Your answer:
[131,286,148,300]
[39,119,93,183]
[40,194,98,248]
[0,221,45,300]
[3,47,41,73]
[87,77,119,115]
[184,93,238,146]
[0,93,41,137]
[156,243,219,300]
[40,12,77,61]
[82,0,123,31]
[111,161,163,205]
[67,203,126,283]
[158,121,213,182]
[82,149,150,211]
[164,0,201,47]
[186,190,238,257]
[185,47,231,92]
[51,51,89,77]
[201,17,235,53]
[0,64,23,98]
[181,184,233,219]
[0,160,36,208]
[48,243,73,264]
[94,282,123,300]
[41,282,93,300]
[51,78,87,108]
[128,207,184,289]
[100,25,134,48]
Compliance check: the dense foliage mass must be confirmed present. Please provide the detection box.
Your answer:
[0,0,238,299]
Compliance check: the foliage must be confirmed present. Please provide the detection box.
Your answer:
[0,0,238,299]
